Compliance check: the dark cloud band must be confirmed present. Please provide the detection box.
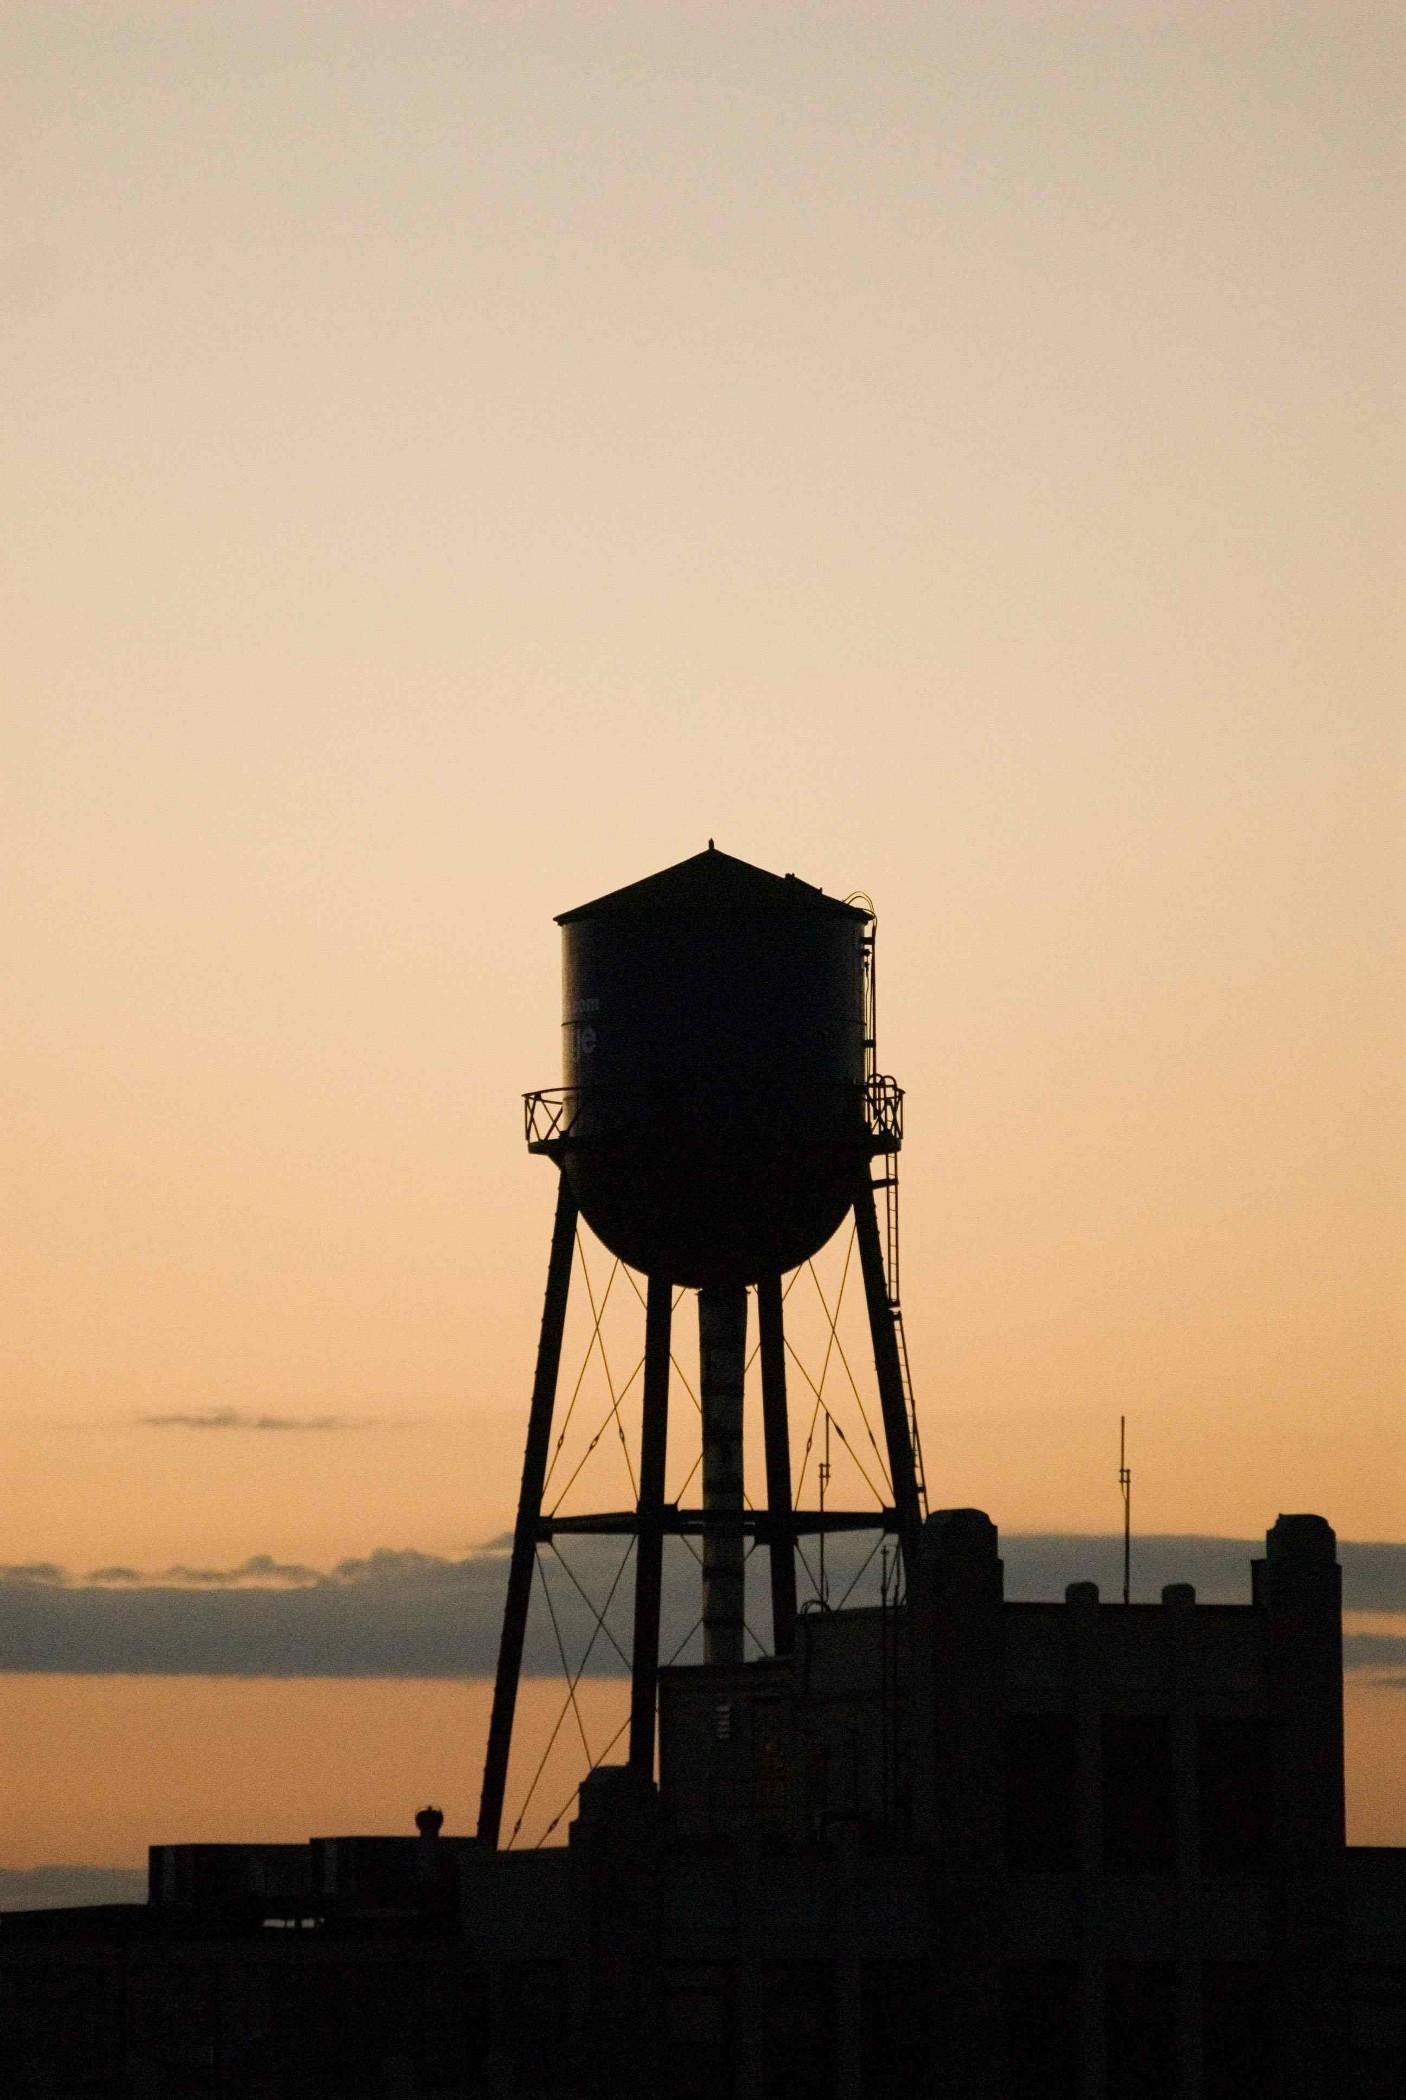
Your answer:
[1,1535,1401,1682]
[0,1866,147,1914]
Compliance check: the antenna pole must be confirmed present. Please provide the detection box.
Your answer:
[818,1413,831,1607]
[1119,1415,1132,1607]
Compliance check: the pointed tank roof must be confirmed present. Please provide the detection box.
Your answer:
[556,845,869,925]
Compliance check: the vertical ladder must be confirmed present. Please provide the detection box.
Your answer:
[874,1161,928,1522]
[856,905,928,1523]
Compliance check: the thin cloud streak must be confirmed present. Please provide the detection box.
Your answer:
[1342,1634,1406,1672]
[137,1410,373,1433]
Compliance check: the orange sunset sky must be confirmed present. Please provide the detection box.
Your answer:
[4,0,1402,1894]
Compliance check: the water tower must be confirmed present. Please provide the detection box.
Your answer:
[477,847,925,1848]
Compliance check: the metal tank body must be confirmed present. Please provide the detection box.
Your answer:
[544,846,870,1287]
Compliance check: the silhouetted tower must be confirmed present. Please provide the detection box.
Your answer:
[477,847,922,1847]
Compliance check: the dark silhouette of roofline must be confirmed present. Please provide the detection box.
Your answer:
[555,845,870,925]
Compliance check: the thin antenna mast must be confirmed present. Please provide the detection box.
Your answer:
[1119,1415,1132,1606]
[818,1413,832,1608]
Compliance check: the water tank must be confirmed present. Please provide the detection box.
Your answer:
[547,846,871,1287]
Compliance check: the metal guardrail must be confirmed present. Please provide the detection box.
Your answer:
[523,1076,903,1152]
[522,1089,582,1147]
[864,1075,903,1149]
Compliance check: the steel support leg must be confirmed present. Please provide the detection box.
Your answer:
[477,1178,577,1848]
[853,1172,923,1574]
[628,1274,673,1775]
[757,1273,797,1656]
[699,1284,747,1666]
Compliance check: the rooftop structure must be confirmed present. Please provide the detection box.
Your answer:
[4,853,1400,2097]
[3,1516,1403,2097]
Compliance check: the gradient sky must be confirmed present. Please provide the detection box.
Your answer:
[4,0,1402,1880]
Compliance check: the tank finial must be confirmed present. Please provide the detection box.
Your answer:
[708,837,715,850]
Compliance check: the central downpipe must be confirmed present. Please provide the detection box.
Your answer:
[699,1284,747,1666]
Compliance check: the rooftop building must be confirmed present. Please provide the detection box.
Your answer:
[3,1510,1403,2098]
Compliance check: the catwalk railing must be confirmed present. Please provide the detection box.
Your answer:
[523,1075,904,1154]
